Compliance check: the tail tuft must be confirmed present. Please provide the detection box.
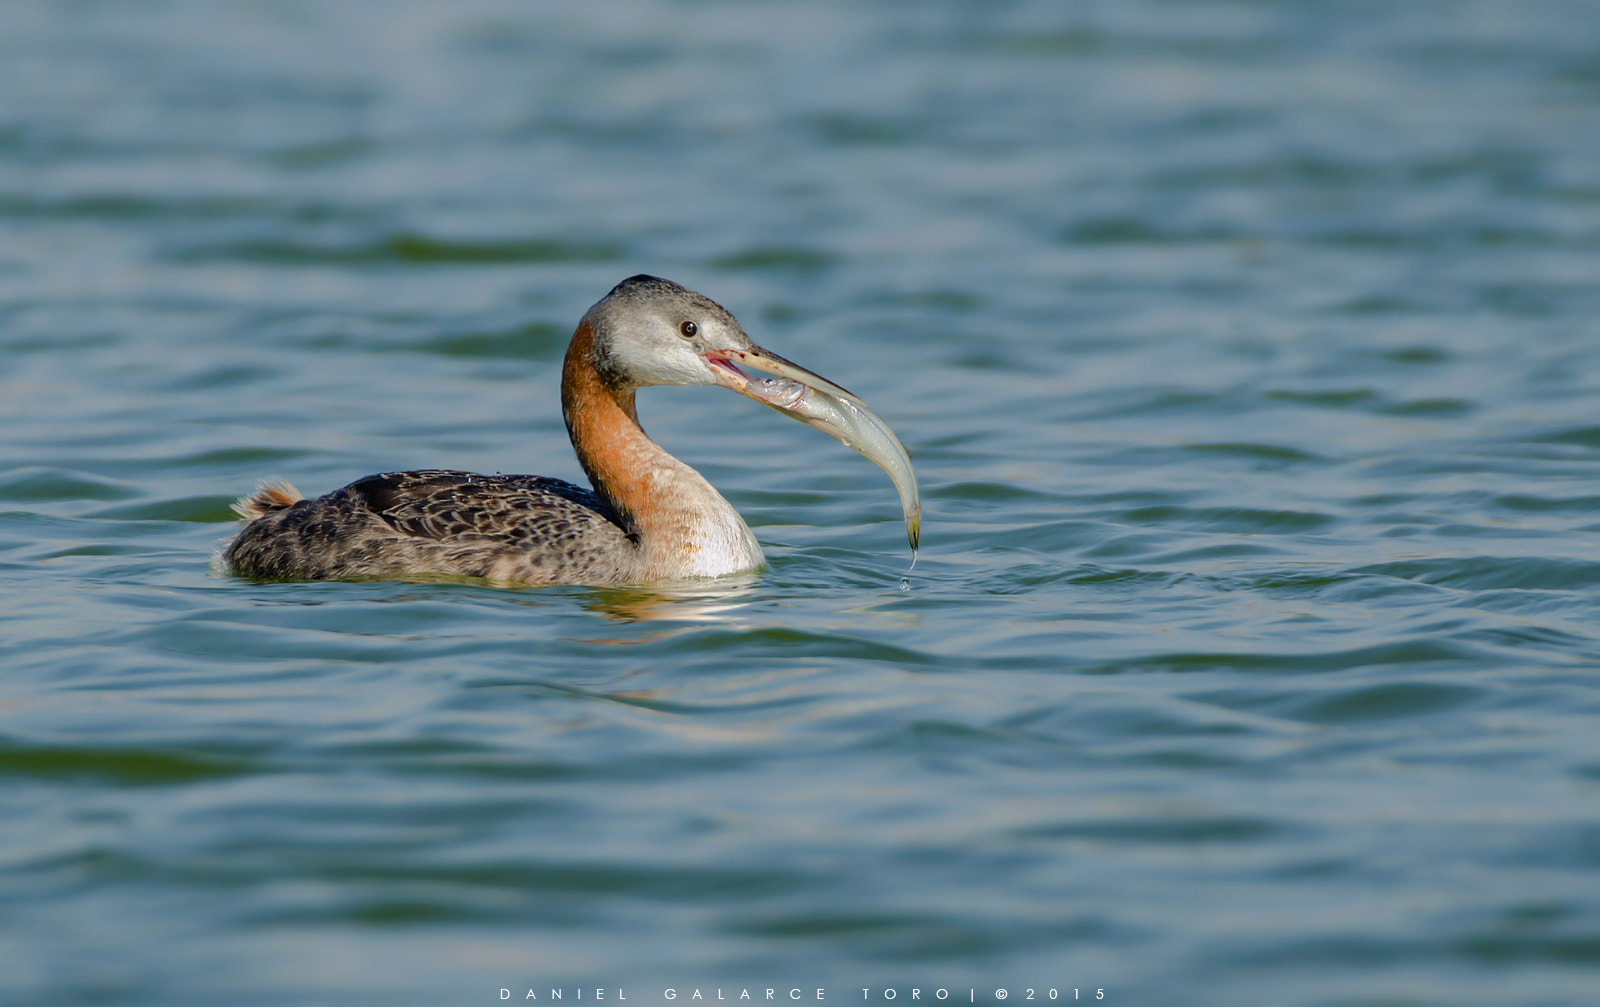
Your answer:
[232,479,304,520]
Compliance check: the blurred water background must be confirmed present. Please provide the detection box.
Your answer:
[3,1,1600,1004]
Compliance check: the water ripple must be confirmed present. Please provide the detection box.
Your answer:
[4,0,1600,1002]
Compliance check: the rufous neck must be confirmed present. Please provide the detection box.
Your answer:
[562,320,656,534]
[560,318,763,579]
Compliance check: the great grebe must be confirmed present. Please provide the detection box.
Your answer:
[223,275,919,585]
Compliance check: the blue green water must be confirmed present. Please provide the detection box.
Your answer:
[3,1,1600,1004]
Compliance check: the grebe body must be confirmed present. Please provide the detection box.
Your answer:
[224,275,918,585]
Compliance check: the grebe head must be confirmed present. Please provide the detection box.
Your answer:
[584,274,755,389]
[580,274,922,552]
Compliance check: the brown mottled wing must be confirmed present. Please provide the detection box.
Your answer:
[225,469,638,584]
[353,470,635,553]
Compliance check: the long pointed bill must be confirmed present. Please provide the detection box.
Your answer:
[704,346,921,553]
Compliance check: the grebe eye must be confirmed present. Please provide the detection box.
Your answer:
[679,320,698,338]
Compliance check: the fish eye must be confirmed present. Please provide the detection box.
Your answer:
[679,320,698,339]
